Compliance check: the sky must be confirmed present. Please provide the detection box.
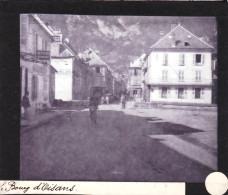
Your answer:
[40,15,217,75]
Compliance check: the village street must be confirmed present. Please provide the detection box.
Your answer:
[20,104,217,182]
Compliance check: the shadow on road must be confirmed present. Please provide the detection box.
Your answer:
[20,109,216,182]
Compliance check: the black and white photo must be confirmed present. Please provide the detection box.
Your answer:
[20,14,217,183]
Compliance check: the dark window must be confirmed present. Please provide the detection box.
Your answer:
[96,67,100,73]
[133,90,137,95]
[178,88,184,99]
[134,69,137,76]
[185,42,190,46]
[195,88,201,99]
[196,54,201,63]
[161,87,167,98]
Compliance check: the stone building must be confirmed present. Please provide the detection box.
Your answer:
[20,14,56,113]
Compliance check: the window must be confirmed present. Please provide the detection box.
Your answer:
[163,54,168,66]
[133,90,137,95]
[162,70,168,81]
[179,70,184,81]
[196,54,201,63]
[161,87,168,98]
[195,70,201,82]
[35,34,38,51]
[194,54,205,65]
[96,67,100,73]
[195,88,201,99]
[178,88,184,99]
[32,75,39,101]
[134,69,137,76]
[179,54,185,66]
[185,42,190,46]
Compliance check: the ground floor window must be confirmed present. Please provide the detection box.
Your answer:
[133,90,137,95]
[178,88,184,99]
[195,88,201,99]
[161,87,167,98]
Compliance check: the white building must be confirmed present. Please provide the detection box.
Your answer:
[144,24,214,104]
[50,31,75,101]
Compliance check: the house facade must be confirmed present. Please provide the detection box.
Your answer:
[20,14,55,113]
[50,30,75,101]
[79,48,109,93]
[128,54,145,99]
[144,24,214,104]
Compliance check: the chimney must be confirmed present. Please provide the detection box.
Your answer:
[53,28,63,42]
[171,23,178,31]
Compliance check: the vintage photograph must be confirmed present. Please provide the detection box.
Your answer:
[20,14,217,182]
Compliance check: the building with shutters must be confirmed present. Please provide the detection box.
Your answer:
[143,23,214,104]
[20,14,56,114]
[128,54,146,99]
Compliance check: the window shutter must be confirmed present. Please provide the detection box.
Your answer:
[184,88,187,99]
[201,88,204,99]
[167,87,171,98]
[193,54,195,65]
[202,54,205,65]
[192,88,195,99]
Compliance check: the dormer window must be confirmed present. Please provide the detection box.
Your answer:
[185,41,190,46]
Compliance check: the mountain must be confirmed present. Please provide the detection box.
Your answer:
[39,14,217,75]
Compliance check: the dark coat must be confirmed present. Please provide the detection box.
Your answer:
[21,95,30,108]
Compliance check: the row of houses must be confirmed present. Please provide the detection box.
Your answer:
[128,23,217,105]
[20,14,126,114]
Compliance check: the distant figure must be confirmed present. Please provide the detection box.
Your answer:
[120,94,126,109]
[101,96,105,104]
[21,91,30,119]
[89,92,100,125]
[106,96,110,104]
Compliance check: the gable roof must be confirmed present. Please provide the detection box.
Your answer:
[79,48,108,67]
[31,14,54,37]
[150,24,214,51]
[130,54,146,68]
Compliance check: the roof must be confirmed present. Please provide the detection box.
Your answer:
[150,24,214,50]
[130,54,146,68]
[79,48,108,67]
[59,42,75,58]
[31,14,54,37]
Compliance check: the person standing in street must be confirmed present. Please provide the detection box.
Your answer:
[89,92,100,125]
[21,91,31,119]
[120,94,126,109]
[106,96,110,104]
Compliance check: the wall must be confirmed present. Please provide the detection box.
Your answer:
[51,58,73,101]
[150,86,212,104]
[20,14,52,114]
[147,51,212,86]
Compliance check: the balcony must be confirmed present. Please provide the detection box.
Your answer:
[36,50,50,60]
